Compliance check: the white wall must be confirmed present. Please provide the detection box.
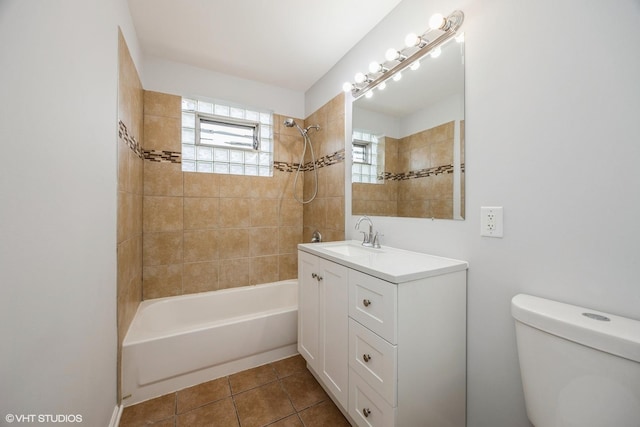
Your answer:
[0,0,141,425]
[143,55,305,119]
[310,0,640,426]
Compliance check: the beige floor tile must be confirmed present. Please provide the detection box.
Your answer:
[234,382,295,427]
[270,355,307,379]
[297,400,351,427]
[280,370,328,411]
[119,393,175,427]
[266,414,304,427]
[229,363,278,394]
[176,376,231,414]
[176,397,239,427]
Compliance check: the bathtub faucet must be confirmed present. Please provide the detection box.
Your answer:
[355,216,380,248]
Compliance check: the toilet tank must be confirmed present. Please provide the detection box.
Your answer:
[511,294,640,427]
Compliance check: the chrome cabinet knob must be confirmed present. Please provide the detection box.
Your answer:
[317,275,323,281]
[363,299,371,307]
[363,354,371,362]
[363,408,371,417]
[311,273,317,279]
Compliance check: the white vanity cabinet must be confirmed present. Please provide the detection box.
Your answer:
[297,250,349,408]
[298,241,468,427]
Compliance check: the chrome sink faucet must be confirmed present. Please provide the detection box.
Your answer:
[355,216,381,248]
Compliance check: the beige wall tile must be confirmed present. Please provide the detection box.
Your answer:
[410,146,431,171]
[144,90,181,119]
[219,198,250,228]
[217,229,249,259]
[278,253,298,281]
[184,172,220,197]
[143,231,183,266]
[218,175,255,198]
[143,264,182,299]
[431,199,454,219]
[143,196,183,232]
[278,226,302,255]
[250,199,279,227]
[279,199,303,227]
[144,115,180,152]
[249,227,279,257]
[184,197,219,230]
[431,139,454,167]
[144,161,183,196]
[325,197,344,231]
[325,164,345,197]
[183,261,219,294]
[219,258,251,289]
[250,256,279,285]
[184,229,219,262]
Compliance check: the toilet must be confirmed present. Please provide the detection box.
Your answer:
[511,294,640,427]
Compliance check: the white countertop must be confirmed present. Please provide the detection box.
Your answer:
[298,240,468,283]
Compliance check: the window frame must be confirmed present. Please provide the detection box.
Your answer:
[195,112,260,151]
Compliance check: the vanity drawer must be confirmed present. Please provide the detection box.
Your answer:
[349,318,397,406]
[349,368,396,427]
[349,270,397,344]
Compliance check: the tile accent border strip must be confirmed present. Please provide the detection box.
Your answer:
[120,119,346,170]
[378,163,466,181]
[143,149,182,163]
[118,120,143,159]
[274,149,345,172]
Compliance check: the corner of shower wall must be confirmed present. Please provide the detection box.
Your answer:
[302,92,346,242]
[117,28,145,401]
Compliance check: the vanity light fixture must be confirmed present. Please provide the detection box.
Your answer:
[342,10,464,98]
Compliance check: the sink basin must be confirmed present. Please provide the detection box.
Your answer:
[322,243,382,257]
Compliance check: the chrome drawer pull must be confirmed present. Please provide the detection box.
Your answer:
[363,354,372,362]
[363,299,371,307]
[363,408,371,417]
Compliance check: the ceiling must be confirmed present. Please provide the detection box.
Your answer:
[128,0,404,92]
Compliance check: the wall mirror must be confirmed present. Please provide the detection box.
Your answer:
[351,35,465,220]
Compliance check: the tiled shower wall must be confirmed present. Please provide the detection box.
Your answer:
[117,30,144,397]
[352,136,400,217]
[141,91,307,299]
[302,93,346,242]
[352,121,465,219]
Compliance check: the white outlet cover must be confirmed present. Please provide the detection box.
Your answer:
[481,206,503,237]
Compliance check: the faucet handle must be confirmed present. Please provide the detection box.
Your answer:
[372,232,383,248]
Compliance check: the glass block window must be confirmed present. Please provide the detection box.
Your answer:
[181,98,273,176]
[352,130,384,184]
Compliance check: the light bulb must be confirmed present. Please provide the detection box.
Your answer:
[393,72,402,82]
[429,13,445,30]
[378,81,387,91]
[354,72,366,84]
[410,60,420,71]
[404,32,419,47]
[430,47,441,58]
[369,61,382,73]
[342,82,353,92]
[385,48,399,61]
[365,91,373,99]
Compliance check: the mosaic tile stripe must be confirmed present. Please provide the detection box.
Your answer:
[143,149,182,163]
[118,120,144,159]
[274,149,346,172]
[377,163,466,181]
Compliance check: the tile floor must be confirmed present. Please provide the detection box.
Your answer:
[119,354,352,427]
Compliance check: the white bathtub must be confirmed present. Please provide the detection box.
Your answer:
[122,279,298,406]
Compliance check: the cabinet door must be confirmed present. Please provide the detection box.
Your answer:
[318,258,349,408]
[298,251,319,368]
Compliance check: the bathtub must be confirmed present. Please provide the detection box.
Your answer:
[122,279,298,406]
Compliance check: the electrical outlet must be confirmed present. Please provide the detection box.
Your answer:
[481,207,503,237]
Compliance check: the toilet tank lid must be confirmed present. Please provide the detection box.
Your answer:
[512,294,640,363]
